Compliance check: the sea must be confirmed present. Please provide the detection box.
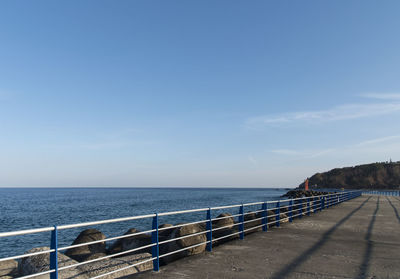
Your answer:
[0,187,289,258]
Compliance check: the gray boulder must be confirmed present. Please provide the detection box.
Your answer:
[82,253,107,261]
[159,223,206,264]
[18,247,152,279]
[18,247,88,279]
[158,224,174,240]
[212,213,235,230]
[267,210,277,227]
[244,212,261,233]
[0,259,17,277]
[211,213,238,245]
[65,229,106,262]
[78,253,152,279]
[109,228,152,256]
[280,212,289,223]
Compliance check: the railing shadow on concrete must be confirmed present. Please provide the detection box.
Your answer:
[357,196,379,279]
[0,191,362,279]
[270,195,371,279]
[386,197,400,223]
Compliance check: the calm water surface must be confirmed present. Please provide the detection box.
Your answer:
[0,187,288,257]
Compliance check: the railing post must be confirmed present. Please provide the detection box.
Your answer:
[299,200,303,219]
[276,201,280,227]
[320,197,323,212]
[312,197,316,212]
[289,200,293,222]
[151,213,159,272]
[239,204,244,240]
[307,198,310,216]
[262,202,268,231]
[50,226,58,279]
[206,208,212,252]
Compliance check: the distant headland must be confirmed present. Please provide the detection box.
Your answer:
[299,161,400,190]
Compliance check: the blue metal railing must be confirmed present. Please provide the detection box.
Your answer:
[0,190,362,279]
[362,190,400,196]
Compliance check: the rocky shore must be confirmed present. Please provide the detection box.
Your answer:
[0,207,294,278]
[281,189,330,199]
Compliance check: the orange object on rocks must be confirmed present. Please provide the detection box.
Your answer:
[305,179,309,191]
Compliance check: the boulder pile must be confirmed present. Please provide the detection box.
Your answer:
[14,206,296,277]
[282,189,330,199]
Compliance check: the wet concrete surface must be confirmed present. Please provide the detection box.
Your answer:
[132,195,400,279]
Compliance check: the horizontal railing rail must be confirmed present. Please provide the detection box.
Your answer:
[0,190,362,279]
[362,190,400,196]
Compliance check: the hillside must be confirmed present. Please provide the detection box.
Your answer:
[299,162,400,190]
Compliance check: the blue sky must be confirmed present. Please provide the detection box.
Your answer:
[1,1,400,187]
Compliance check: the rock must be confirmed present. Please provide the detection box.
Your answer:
[109,228,152,256]
[18,247,152,279]
[66,229,106,262]
[280,213,289,223]
[78,253,152,279]
[244,212,261,234]
[0,259,17,277]
[282,189,329,199]
[267,210,277,227]
[212,213,235,230]
[159,223,206,264]
[280,206,288,213]
[83,253,107,261]
[211,213,238,245]
[158,224,174,240]
[18,247,89,279]
[292,201,306,218]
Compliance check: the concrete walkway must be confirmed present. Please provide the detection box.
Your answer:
[133,195,400,279]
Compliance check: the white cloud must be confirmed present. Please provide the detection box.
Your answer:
[271,149,301,155]
[246,102,400,127]
[355,135,400,147]
[308,149,335,158]
[270,148,334,158]
[360,93,400,100]
[269,135,400,161]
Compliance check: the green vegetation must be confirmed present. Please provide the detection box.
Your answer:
[299,162,400,190]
